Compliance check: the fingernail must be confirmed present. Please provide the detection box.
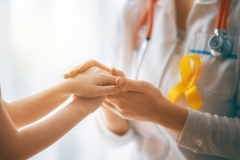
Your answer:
[118,78,125,86]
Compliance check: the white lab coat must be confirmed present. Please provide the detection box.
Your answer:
[95,0,240,159]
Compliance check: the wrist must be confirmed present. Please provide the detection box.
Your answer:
[100,107,129,135]
[72,96,104,115]
[154,99,188,135]
[59,79,75,95]
[70,97,93,116]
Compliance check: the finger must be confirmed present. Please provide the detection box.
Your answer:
[68,69,79,77]
[106,91,125,101]
[110,68,126,77]
[95,86,120,97]
[100,103,109,110]
[101,69,112,75]
[63,65,80,79]
[63,73,70,79]
[64,65,81,77]
[102,100,116,110]
[78,59,111,73]
[116,77,144,93]
[102,101,122,117]
[101,74,118,85]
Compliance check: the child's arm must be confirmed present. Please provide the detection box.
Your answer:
[3,67,119,129]
[3,83,71,129]
[0,96,104,160]
[0,67,118,159]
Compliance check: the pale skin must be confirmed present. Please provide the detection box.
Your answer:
[65,60,188,135]
[64,0,194,136]
[64,60,129,135]
[0,67,120,160]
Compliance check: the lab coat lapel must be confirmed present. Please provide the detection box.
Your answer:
[158,0,176,25]
[142,0,179,88]
[187,0,219,36]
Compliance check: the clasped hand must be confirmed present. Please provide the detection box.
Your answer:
[64,60,173,124]
[63,62,121,113]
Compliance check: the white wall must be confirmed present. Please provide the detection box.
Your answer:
[0,0,129,159]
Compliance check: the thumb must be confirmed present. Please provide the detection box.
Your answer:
[63,73,70,79]
[116,77,143,92]
[110,68,126,77]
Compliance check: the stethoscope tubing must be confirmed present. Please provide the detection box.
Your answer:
[133,0,232,78]
[130,0,232,159]
[216,0,231,30]
[132,39,149,79]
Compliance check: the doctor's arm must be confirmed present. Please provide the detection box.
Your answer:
[111,77,240,159]
[0,95,104,160]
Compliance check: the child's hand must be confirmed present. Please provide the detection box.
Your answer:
[63,59,110,79]
[64,67,120,98]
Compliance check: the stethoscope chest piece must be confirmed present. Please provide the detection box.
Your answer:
[208,30,233,59]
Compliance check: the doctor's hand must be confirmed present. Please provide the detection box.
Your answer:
[105,77,189,135]
[63,67,120,98]
[64,59,111,79]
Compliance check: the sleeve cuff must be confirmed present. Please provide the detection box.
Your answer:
[94,109,135,148]
[177,108,211,152]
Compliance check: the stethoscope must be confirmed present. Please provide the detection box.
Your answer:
[132,0,232,80]
[208,0,232,59]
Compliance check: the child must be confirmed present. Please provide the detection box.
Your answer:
[0,66,119,160]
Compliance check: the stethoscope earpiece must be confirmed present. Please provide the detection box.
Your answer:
[208,29,233,59]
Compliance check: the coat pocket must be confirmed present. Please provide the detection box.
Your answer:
[189,33,239,97]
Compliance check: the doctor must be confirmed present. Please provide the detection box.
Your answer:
[65,0,240,159]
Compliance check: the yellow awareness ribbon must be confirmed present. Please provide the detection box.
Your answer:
[168,54,203,110]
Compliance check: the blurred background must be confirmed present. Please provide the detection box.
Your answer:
[0,0,133,159]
